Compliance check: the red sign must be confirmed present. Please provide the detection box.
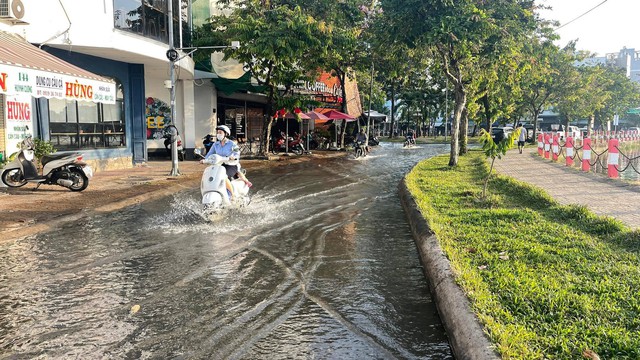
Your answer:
[0,72,7,92]
[6,99,30,121]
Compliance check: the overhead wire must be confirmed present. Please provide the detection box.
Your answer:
[555,0,609,30]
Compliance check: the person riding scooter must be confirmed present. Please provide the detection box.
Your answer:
[354,129,369,154]
[404,130,416,147]
[201,125,251,199]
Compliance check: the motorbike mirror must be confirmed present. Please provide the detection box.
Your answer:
[194,148,205,158]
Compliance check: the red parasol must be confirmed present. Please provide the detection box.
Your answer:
[321,109,357,121]
[304,111,330,120]
[282,112,311,120]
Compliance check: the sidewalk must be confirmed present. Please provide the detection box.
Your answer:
[493,147,640,230]
[0,151,346,243]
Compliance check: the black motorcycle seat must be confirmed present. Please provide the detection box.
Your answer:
[41,152,78,165]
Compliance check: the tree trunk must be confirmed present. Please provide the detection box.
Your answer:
[260,116,273,156]
[459,106,468,155]
[449,82,466,166]
[259,86,275,157]
[588,115,595,137]
[388,84,396,138]
[531,107,541,142]
[338,69,348,149]
[483,157,496,199]
[339,119,347,148]
[481,93,492,132]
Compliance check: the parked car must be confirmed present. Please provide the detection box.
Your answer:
[491,126,514,143]
[562,126,582,140]
[523,124,540,141]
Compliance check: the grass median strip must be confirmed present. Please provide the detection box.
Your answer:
[405,150,640,360]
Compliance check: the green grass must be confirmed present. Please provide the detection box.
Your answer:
[405,150,640,359]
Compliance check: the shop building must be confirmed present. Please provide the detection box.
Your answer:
[0,0,199,169]
[0,0,364,168]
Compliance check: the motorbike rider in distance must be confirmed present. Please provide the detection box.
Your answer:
[405,130,416,146]
[355,128,369,153]
[201,125,252,200]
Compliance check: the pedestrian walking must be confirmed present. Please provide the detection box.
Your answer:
[517,123,527,154]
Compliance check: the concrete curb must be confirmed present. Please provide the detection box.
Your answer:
[398,179,500,360]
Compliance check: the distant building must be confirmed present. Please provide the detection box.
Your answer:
[606,48,640,84]
[580,47,640,84]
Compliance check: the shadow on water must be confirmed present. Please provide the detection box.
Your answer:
[0,142,454,359]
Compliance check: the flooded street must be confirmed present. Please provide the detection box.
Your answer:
[0,142,453,359]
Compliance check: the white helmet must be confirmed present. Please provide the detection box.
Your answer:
[216,125,231,137]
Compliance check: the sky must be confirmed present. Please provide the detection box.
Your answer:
[537,0,640,56]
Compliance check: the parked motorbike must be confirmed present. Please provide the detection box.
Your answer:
[1,135,92,191]
[272,131,305,155]
[308,132,328,150]
[353,141,368,159]
[194,149,250,211]
[368,135,380,146]
[202,134,214,154]
[163,125,185,161]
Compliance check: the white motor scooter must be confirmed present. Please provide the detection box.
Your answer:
[194,149,250,211]
[1,135,92,191]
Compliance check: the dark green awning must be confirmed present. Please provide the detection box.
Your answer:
[195,61,266,96]
[211,72,266,96]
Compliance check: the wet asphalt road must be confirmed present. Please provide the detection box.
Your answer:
[0,142,453,359]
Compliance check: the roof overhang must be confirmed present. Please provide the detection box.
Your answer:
[0,31,116,104]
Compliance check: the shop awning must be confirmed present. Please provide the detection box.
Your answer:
[0,31,116,104]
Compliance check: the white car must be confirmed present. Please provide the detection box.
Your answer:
[560,126,582,140]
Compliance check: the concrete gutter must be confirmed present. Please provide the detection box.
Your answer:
[398,179,500,360]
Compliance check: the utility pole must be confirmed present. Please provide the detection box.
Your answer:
[167,0,180,176]
[366,61,374,147]
[165,0,240,176]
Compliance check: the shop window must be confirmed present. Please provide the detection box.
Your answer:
[113,0,192,47]
[49,79,125,150]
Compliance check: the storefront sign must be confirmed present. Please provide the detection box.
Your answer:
[145,97,171,140]
[0,64,116,104]
[235,113,245,137]
[4,93,32,156]
[300,80,342,96]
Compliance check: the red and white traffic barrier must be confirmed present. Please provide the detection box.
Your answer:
[544,133,551,159]
[566,137,574,166]
[537,133,544,156]
[582,138,591,172]
[552,135,559,161]
[608,138,619,179]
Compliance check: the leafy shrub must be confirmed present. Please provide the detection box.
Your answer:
[33,138,56,160]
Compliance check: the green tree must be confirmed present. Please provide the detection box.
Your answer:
[479,127,520,199]
[592,65,640,130]
[518,37,574,141]
[299,0,370,148]
[381,0,539,166]
[196,1,332,155]
[554,63,605,132]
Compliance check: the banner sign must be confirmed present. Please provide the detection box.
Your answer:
[0,63,116,104]
[4,93,33,156]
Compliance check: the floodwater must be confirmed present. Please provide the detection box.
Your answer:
[0,142,453,359]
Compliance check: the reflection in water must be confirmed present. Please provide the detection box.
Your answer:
[0,142,453,359]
